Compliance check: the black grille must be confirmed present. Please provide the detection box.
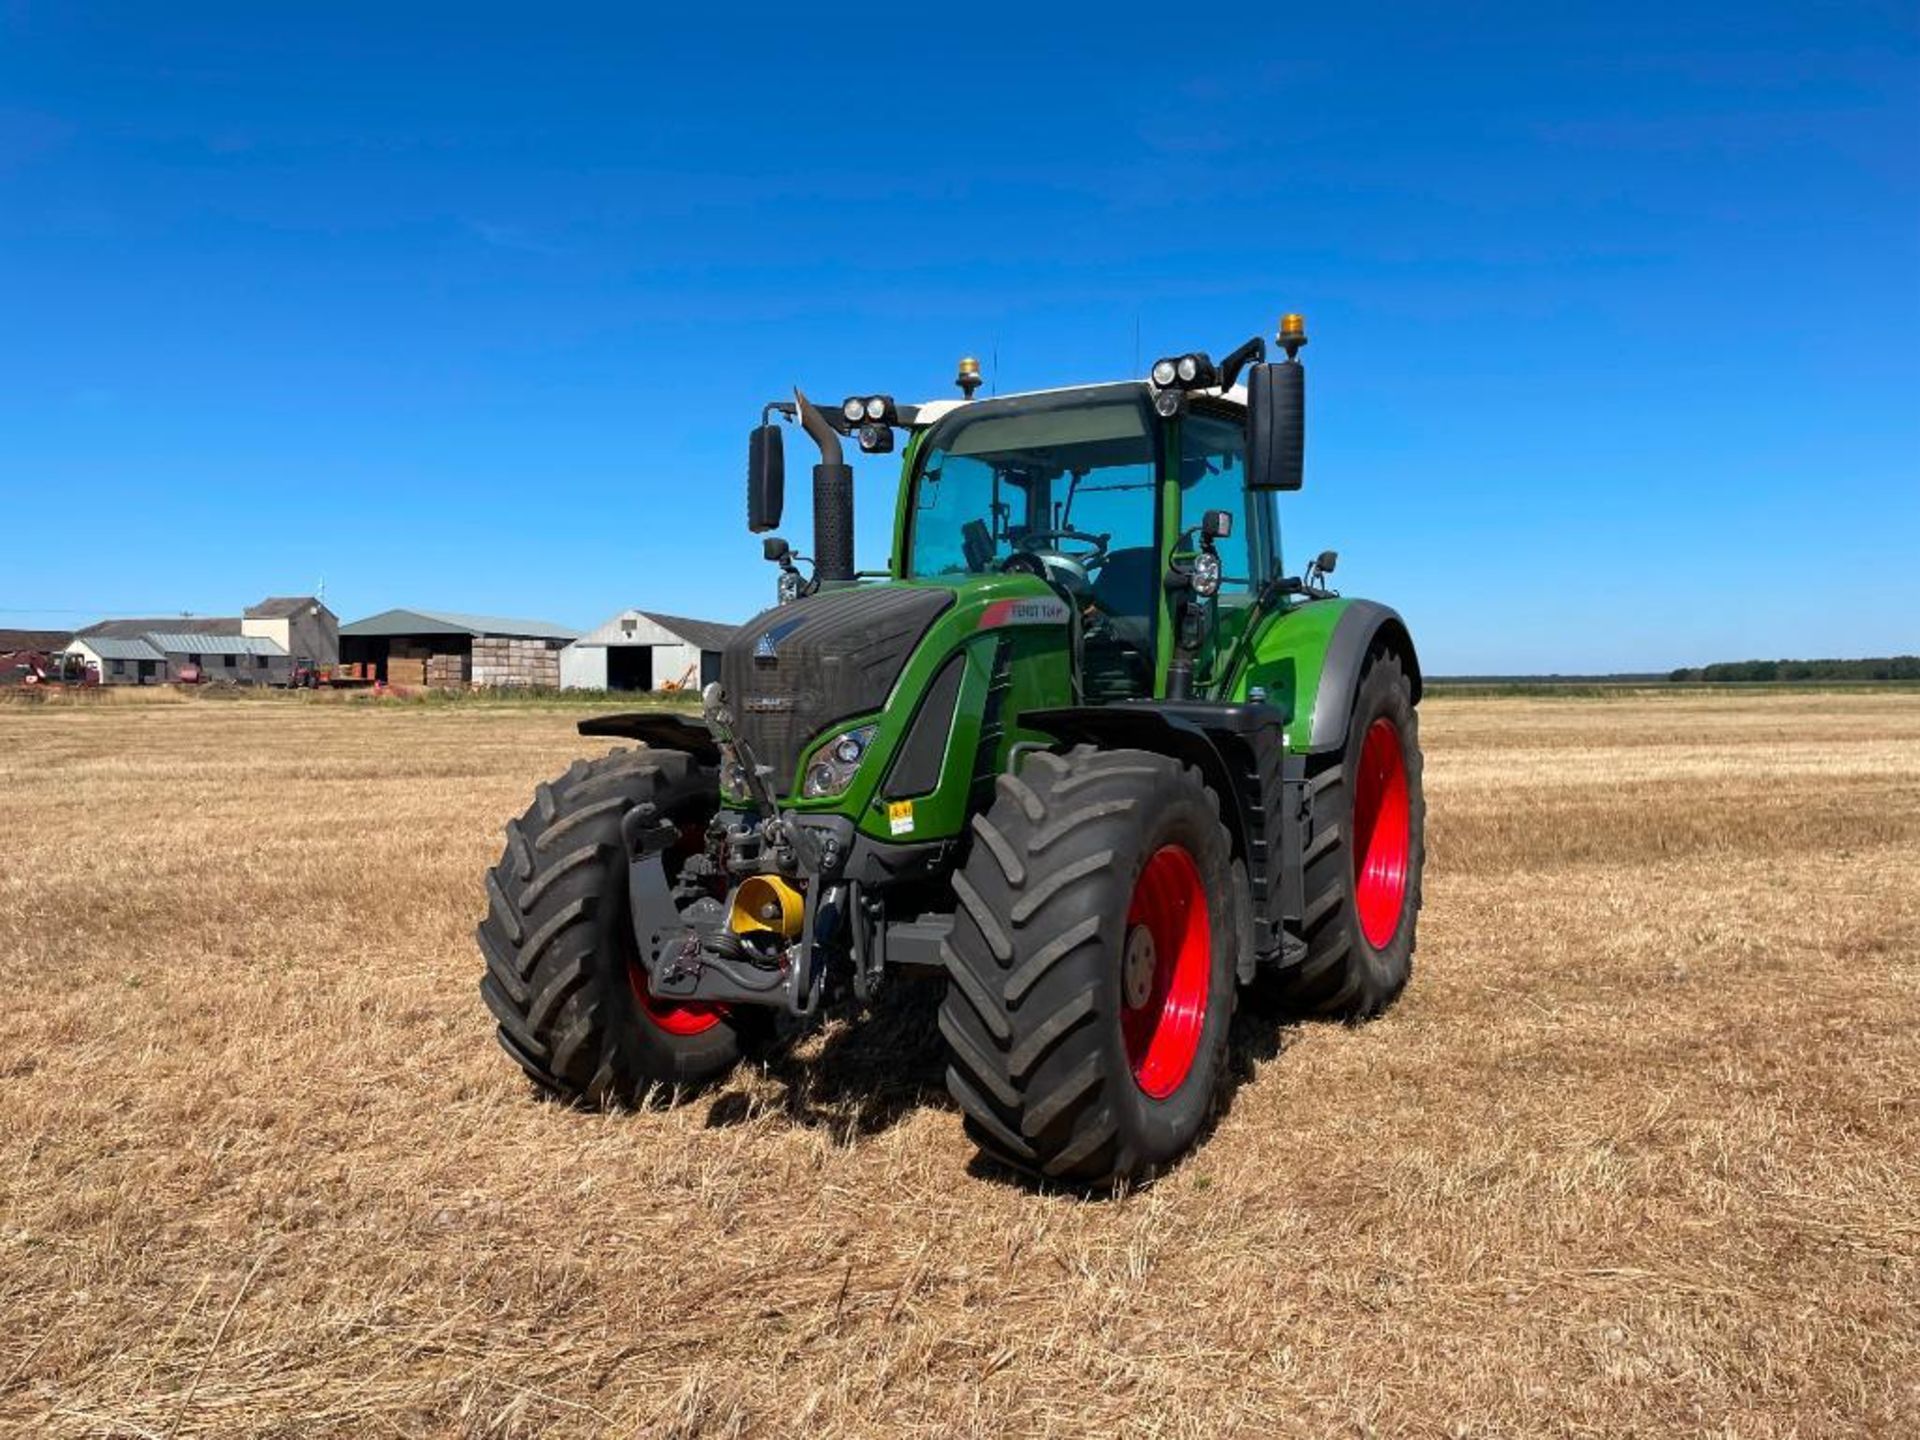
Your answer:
[722,586,954,797]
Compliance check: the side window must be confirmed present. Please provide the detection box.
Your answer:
[1177,411,1274,596]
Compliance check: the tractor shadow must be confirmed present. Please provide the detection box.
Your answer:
[701,972,1315,1187]
[702,975,953,1143]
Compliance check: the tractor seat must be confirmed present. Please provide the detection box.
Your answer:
[1091,546,1158,650]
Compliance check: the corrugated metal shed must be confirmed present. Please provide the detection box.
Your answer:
[636,612,737,651]
[80,616,242,639]
[0,629,71,653]
[244,596,328,619]
[145,633,288,656]
[340,608,579,641]
[74,636,166,661]
[576,609,737,650]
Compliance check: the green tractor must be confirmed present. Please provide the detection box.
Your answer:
[478,314,1424,1183]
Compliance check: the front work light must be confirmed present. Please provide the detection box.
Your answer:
[1190,548,1222,598]
[1153,386,1186,419]
[1149,353,1218,391]
[720,758,755,803]
[802,724,879,799]
[841,395,896,427]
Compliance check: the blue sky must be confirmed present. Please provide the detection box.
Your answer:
[2,2,1914,672]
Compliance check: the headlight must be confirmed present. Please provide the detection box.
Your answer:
[864,396,887,421]
[801,724,878,798]
[1176,354,1200,383]
[841,397,865,423]
[777,567,803,604]
[720,758,753,802]
[1190,548,1222,598]
[1150,357,1178,387]
[1153,386,1186,419]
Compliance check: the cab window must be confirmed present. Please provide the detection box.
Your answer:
[1177,409,1276,595]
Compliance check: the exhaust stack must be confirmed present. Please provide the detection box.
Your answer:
[794,388,855,584]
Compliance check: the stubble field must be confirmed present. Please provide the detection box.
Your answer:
[0,688,1915,1438]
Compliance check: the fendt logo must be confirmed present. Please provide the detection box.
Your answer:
[753,616,807,662]
[978,596,1072,630]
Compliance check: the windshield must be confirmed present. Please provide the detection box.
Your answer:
[905,390,1158,581]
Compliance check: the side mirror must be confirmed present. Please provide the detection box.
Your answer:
[1246,361,1304,491]
[1314,549,1338,575]
[748,423,785,533]
[1202,509,1233,541]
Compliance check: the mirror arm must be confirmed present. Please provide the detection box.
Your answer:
[1216,335,1267,391]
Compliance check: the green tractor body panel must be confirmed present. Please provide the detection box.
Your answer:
[755,573,1075,845]
[1221,596,1356,753]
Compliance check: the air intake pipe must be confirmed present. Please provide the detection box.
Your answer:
[794,389,855,585]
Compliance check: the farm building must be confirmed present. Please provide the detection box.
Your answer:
[64,596,333,685]
[0,628,72,661]
[559,611,736,692]
[244,597,339,669]
[0,628,74,681]
[67,629,293,685]
[338,609,580,688]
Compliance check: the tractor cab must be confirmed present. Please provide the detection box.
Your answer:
[899,383,1278,703]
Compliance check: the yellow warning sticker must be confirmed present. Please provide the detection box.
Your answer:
[887,800,915,837]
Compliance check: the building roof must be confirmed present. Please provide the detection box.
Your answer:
[245,595,332,619]
[145,633,287,657]
[78,616,242,639]
[0,629,71,654]
[634,611,737,651]
[72,635,166,662]
[338,608,580,641]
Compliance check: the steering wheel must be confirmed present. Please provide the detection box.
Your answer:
[1017,526,1109,561]
[999,526,1110,583]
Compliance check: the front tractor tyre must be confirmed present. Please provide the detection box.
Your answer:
[939,747,1237,1184]
[1280,649,1426,1019]
[476,748,749,1104]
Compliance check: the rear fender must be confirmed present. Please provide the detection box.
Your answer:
[1308,602,1421,751]
[1230,598,1420,753]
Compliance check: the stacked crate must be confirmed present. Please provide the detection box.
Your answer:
[387,640,431,687]
[472,637,561,689]
[426,651,469,687]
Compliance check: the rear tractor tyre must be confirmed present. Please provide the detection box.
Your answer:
[1280,649,1425,1019]
[476,747,750,1103]
[939,746,1237,1184]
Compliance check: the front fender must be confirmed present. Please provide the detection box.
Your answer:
[577,711,720,765]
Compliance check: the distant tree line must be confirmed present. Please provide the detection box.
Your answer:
[1667,657,1920,682]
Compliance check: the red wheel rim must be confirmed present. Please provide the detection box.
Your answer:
[1352,717,1411,949]
[627,823,725,1037]
[1120,844,1212,1100]
[628,960,725,1036]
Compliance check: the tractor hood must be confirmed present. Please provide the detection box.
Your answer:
[722,584,956,799]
